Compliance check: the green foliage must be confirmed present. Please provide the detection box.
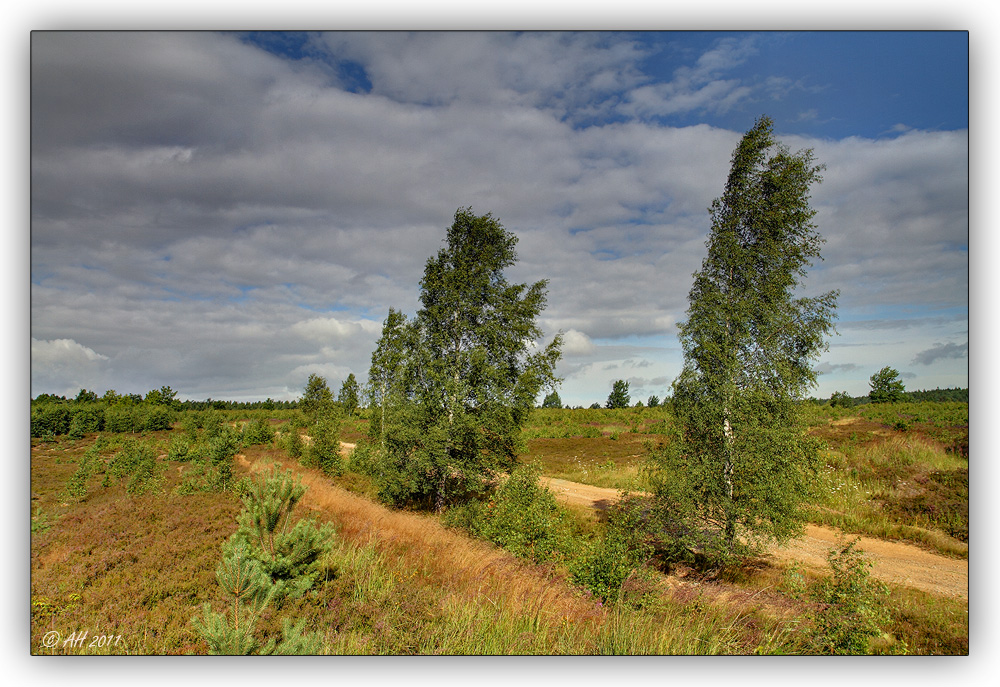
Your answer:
[647,395,660,408]
[64,446,100,499]
[191,538,277,655]
[542,391,562,409]
[338,373,360,417]
[281,425,304,458]
[208,428,241,490]
[367,208,562,510]
[570,495,654,602]
[104,438,164,494]
[31,403,70,437]
[304,417,342,476]
[68,406,104,438]
[75,388,99,403]
[259,617,324,655]
[445,463,577,563]
[103,404,143,433]
[657,116,836,560]
[870,367,906,404]
[167,434,194,461]
[300,374,335,423]
[229,466,335,602]
[807,539,892,654]
[605,380,630,409]
[241,417,275,446]
[829,390,854,408]
[31,507,52,535]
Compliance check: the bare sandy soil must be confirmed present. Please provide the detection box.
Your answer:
[540,477,968,600]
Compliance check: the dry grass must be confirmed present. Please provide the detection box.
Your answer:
[30,411,969,655]
[241,449,603,625]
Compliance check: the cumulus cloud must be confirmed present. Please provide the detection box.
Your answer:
[31,338,110,396]
[561,329,597,356]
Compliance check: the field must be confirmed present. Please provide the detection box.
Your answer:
[29,401,968,655]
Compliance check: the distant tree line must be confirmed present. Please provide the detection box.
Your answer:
[824,387,968,407]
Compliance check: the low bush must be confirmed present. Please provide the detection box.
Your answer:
[304,417,342,476]
[68,406,104,438]
[230,466,336,603]
[570,495,654,602]
[806,538,894,654]
[444,463,578,564]
[241,418,275,447]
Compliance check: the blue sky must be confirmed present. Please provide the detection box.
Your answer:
[30,30,969,406]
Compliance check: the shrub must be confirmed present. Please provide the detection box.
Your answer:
[191,538,277,655]
[305,417,342,476]
[103,405,143,433]
[68,406,104,438]
[230,466,336,602]
[167,435,193,461]
[281,425,304,459]
[829,391,854,408]
[345,440,377,476]
[454,463,577,564]
[209,428,241,490]
[570,495,653,602]
[143,405,174,432]
[104,438,163,494]
[808,538,892,654]
[31,403,70,437]
[241,418,275,446]
[64,446,99,500]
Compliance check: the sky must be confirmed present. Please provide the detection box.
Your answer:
[29,29,970,406]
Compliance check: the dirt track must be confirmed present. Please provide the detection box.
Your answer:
[540,477,968,600]
[285,446,966,601]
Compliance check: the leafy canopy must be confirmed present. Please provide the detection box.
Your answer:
[652,115,838,560]
[606,380,630,409]
[869,366,905,404]
[367,207,562,509]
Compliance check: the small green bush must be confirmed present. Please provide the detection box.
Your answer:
[143,405,174,432]
[65,446,99,499]
[281,426,304,459]
[570,495,653,602]
[808,538,892,654]
[445,463,578,564]
[304,417,342,476]
[68,406,104,438]
[209,428,241,490]
[103,405,143,433]
[241,418,275,446]
[230,466,336,602]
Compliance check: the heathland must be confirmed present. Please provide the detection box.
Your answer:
[30,396,968,655]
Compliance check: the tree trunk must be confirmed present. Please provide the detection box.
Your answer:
[723,411,736,550]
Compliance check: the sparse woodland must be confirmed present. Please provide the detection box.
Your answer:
[30,120,968,655]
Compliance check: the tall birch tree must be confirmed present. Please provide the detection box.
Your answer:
[652,116,838,560]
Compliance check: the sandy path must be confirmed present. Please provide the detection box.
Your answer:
[540,477,968,600]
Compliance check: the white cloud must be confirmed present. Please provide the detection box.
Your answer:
[29,32,969,404]
[291,317,382,343]
[31,338,110,396]
[561,329,596,356]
